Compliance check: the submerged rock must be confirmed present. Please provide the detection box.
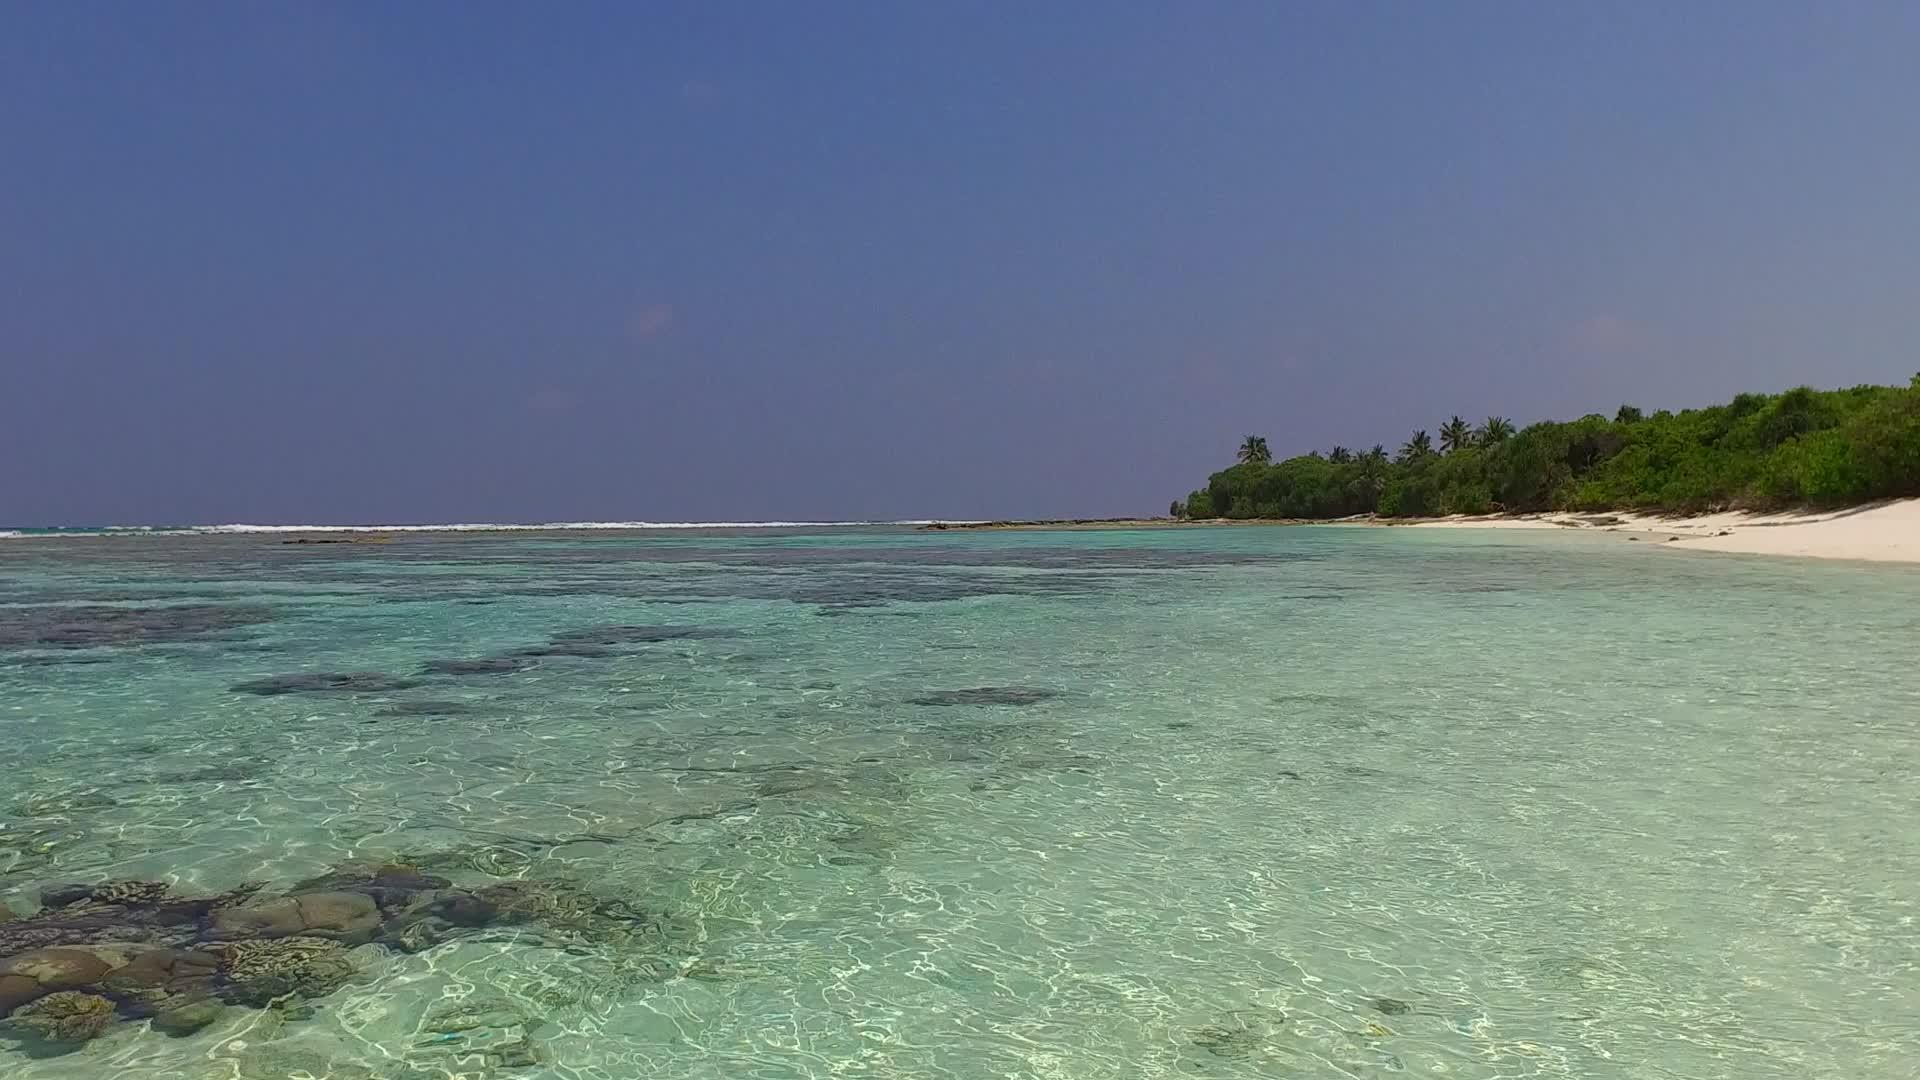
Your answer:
[1188,1011,1284,1061]
[511,643,617,659]
[0,862,633,1052]
[1371,996,1412,1016]
[39,884,95,909]
[420,657,532,675]
[470,880,594,925]
[284,862,453,907]
[0,975,40,1014]
[1191,1021,1266,1059]
[209,892,380,944]
[292,893,381,942]
[0,879,274,989]
[99,948,221,1016]
[0,604,276,651]
[33,878,221,914]
[380,918,440,954]
[0,941,223,1016]
[487,1036,544,1069]
[150,997,224,1035]
[548,624,739,645]
[231,672,422,695]
[423,996,529,1033]
[425,891,496,927]
[907,687,1060,706]
[5,990,116,1042]
[1,946,115,998]
[207,897,304,939]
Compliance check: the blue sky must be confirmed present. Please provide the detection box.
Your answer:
[4,3,1918,524]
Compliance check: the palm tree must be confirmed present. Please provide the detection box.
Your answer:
[1475,416,1515,445]
[1237,435,1271,465]
[1328,445,1354,464]
[1440,416,1472,454]
[1399,430,1432,461]
[1356,446,1389,496]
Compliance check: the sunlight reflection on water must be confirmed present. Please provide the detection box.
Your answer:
[2,527,1917,1079]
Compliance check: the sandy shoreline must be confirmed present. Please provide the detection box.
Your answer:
[8,507,1908,564]
[1399,499,1920,563]
[934,500,1920,564]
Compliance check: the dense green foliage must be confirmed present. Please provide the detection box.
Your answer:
[1171,379,1920,520]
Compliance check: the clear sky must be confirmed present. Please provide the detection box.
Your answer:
[4,3,1918,525]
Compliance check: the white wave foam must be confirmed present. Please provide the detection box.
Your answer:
[197,521,929,532]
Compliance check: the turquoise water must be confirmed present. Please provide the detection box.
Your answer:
[2,526,1916,1078]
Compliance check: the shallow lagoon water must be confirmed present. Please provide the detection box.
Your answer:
[2,526,1916,1079]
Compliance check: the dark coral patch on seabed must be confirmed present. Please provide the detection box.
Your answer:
[0,605,276,651]
[908,687,1061,706]
[231,672,422,695]
[547,624,741,645]
[419,657,533,675]
[0,868,638,1050]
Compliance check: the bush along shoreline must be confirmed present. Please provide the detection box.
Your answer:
[1172,378,1920,520]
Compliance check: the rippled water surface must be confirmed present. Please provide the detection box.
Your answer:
[2,526,1916,1079]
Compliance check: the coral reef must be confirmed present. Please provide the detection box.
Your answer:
[212,937,357,1006]
[4,990,116,1042]
[0,864,648,1053]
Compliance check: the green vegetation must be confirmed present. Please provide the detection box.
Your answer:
[1171,379,1920,520]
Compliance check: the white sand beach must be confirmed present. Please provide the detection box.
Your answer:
[1406,498,1920,564]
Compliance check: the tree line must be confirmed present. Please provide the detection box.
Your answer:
[1172,378,1920,519]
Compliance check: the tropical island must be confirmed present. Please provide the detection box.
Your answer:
[1172,378,1920,521]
